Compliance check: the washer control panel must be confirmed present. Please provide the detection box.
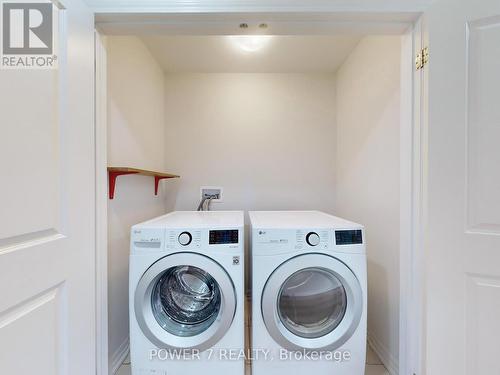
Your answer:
[165,228,241,251]
[131,228,164,251]
[166,230,202,250]
[132,225,242,254]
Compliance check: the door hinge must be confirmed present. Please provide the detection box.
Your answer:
[415,47,429,71]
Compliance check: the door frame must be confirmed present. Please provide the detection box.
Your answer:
[94,11,425,375]
[95,30,109,375]
[399,18,426,375]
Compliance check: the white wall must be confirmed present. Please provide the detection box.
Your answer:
[163,73,337,295]
[163,73,337,213]
[335,36,401,373]
[106,36,167,370]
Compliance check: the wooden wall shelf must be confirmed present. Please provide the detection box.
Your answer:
[108,167,179,199]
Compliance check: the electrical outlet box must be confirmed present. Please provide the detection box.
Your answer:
[200,186,223,202]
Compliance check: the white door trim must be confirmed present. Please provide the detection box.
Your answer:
[398,23,414,375]
[399,17,425,375]
[86,0,433,14]
[94,12,425,375]
[95,30,109,375]
[94,12,417,36]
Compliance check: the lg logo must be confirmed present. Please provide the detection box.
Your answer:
[2,2,53,54]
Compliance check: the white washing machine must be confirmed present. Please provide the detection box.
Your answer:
[250,211,367,375]
[129,211,245,375]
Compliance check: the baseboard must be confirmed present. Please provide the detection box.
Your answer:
[110,338,129,375]
[367,332,399,375]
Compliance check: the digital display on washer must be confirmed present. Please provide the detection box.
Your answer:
[335,230,363,245]
[209,230,239,245]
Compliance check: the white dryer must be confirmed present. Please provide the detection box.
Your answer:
[250,211,367,375]
[129,211,245,375]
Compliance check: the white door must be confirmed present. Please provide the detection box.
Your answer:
[0,1,96,374]
[424,0,500,374]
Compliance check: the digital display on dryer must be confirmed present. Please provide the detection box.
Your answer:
[209,230,239,245]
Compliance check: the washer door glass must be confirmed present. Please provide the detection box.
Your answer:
[278,267,347,338]
[152,265,221,337]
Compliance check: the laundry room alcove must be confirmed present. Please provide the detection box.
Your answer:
[96,15,414,375]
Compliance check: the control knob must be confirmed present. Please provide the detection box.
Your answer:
[306,232,320,246]
[178,232,192,246]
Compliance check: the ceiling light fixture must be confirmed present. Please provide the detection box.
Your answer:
[229,35,273,53]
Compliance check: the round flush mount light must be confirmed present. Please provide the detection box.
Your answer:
[228,35,273,53]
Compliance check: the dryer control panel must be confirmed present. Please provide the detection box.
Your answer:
[252,226,365,256]
[254,228,330,254]
[295,229,330,250]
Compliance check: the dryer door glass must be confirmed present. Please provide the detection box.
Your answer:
[152,265,221,337]
[278,268,347,338]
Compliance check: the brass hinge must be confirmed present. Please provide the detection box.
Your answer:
[415,47,429,71]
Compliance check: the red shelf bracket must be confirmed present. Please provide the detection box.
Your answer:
[107,167,179,199]
[108,170,138,199]
[154,176,172,195]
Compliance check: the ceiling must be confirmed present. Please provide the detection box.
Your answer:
[140,35,362,73]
